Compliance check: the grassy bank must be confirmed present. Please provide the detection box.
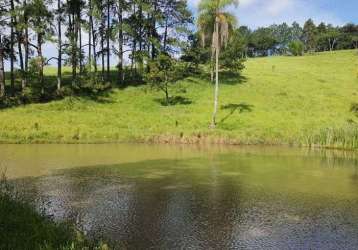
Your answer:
[0,174,108,249]
[0,50,357,149]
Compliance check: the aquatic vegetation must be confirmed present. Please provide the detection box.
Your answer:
[307,125,358,150]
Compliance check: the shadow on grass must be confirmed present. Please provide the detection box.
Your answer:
[220,71,248,85]
[154,96,193,106]
[219,102,254,124]
[351,103,358,117]
[196,71,248,86]
[2,68,245,109]
[78,89,116,104]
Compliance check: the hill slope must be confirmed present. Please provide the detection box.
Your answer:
[0,50,357,148]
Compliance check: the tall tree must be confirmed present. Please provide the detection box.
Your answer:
[325,25,340,51]
[198,0,238,128]
[290,21,303,41]
[12,1,26,91]
[114,0,126,84]
[106,0,111,81]
[302,19,317,52]
[0,4,9,97]
[93,0,106,80]
[28,0,53,94]
[65,0,84,85]
[0,34,7,97]
[161,0,192,53]
[88,0,93,73]
[57,0,63,90]
[10,0,15,95]
[24,0,29,90]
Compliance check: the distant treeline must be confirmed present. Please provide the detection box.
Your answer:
[215,20,358,57]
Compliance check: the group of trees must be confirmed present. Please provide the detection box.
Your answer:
[208,20,358,58]
[0,0,193,104]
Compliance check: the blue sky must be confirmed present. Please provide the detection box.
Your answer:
[188,0,358,28]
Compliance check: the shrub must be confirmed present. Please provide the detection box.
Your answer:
[351,103,358,116]
[146,53,187,105]
[0,173,110,249]
[288,40,304,56]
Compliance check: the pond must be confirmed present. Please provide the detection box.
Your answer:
[2,144,358,249]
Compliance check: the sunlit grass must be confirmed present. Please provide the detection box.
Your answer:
[0,50,357,149]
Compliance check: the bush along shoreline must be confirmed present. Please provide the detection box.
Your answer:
[0,174,110,250]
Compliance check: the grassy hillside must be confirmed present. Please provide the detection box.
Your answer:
[0,50,357,148]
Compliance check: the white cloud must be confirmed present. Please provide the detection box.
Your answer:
[266,0,294,16]
[238,0,258,7]
[187,0,199,8]
[189,0,343,28]
[188,0,257,9]
[233,0,343,28]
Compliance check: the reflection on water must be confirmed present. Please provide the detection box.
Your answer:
[3,144,358,249]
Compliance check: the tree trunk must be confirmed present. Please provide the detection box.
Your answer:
[164,73,169,105]
[12,6,25,91]
[117,0,123,84]
[332,39,336,51]
[73,14,78,85]
[68,14,77,84]
[91,11,97,73]
[151,2,157,59]
[37,33,44,95]
[24,0,29,89]
[137,3,144,75]
[79,22,83,75]
[88,0,92,73]
[211,18,220,128]
[131,40,136,76]
[15,19,25,91]
[106,0,110,81]
[10,0,15,95]
[101,30,105,81]
[131,3,136,77]
[210,48,214,83]
[0,36,5,97]
[165,82,169,105]
[210,29,216,83]
[163,17,168,52]
[57,0,62,90]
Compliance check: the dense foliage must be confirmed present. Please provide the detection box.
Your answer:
[234,20,358,57]
[0,0,193,106]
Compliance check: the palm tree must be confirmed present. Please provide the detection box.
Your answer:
[197,0,238,128]
[0,34,5,97]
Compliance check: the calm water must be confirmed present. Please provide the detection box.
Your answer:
[2,144,358,249]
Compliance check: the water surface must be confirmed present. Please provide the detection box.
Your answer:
[2,144,358,249]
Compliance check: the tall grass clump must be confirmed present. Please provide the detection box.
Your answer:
[351,103,358,116]
[0,173,110,250]
[307,125,358,150]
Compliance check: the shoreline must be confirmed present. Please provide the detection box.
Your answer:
[0,134,356,151]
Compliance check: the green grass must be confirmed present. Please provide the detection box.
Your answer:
[0,50,357,149]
